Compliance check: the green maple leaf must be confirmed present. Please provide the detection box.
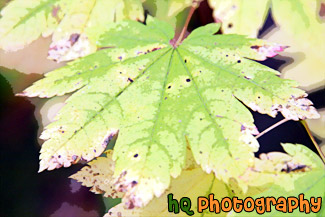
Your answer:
[0,0,144,61]
[20,17,319,207]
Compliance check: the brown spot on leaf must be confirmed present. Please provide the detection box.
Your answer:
[52,6,61,22]
[95,186,105,194]
[69,34,80,46]
[250,45,261,49]
[131,181,138,187]
[127,201,135,209]
[72,155,78,162]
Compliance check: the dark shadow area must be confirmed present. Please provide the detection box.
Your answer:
[0,72,105,217]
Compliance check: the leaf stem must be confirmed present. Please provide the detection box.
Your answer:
[301,120,325,164]
[255,118,289,139]
[174,1,201,47]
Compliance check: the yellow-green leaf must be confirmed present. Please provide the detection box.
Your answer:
[0,0,144,61]
[102,144,324,216]
[70,150,124,198]
[21,17,319,208]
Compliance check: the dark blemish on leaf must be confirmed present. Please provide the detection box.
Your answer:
[168,85,171,89]
[127,78,134,83]
[58,155,61,158]
[221,89,224,92]
[152,47,160,52]
[257,96,261,99]
[93,149,96,153]
[134,154,138,158]
[72,155,78,161]
[199,151,202,154]
[250,45,261,49]
[93,173,100,176]
[200,118,202,121]
[184,59,187,63]
[226,54,229,57]
[118,56,122,60]
[83,177,86,180]
[78,73,81,75]
[237,60,241,63]
[281,164,307,173]
[164,97,167,100]
[244,76,251,80]
[228,23,233,28]
[241,125,246,132]
[69,33,80,46]
[52,6,61,22]
[102,132,117,148]
[74,130,77,133]
[52,6,60,17]
[51,156,54,158]
[119,72,122,74]
[95,186,105,194]
[186,78,191,82]
[131,180,138,187]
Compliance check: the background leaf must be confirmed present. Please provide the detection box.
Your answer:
[0,0,144,62]
[101,144,324,216]
[207,0,325,91]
